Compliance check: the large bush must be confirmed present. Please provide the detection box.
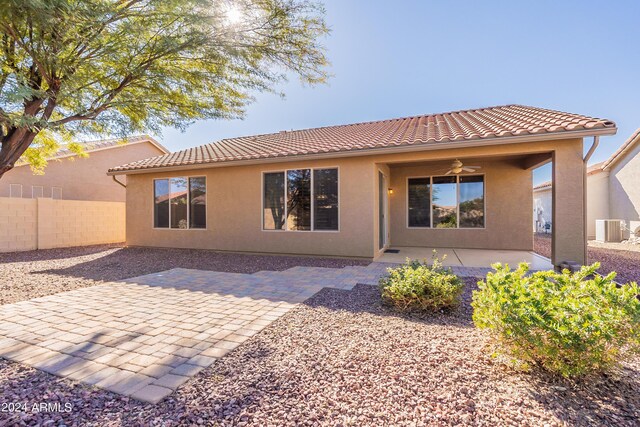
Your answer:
[472,262,640,377]
[379,255,463,313]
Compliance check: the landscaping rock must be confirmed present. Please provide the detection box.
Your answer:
[0,279,638,425]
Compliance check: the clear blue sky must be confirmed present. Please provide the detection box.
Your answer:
[158,0,640,185]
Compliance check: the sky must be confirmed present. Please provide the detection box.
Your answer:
[157,0,640,185]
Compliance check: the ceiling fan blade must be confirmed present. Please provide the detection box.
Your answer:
[461,167,478,172]
[445,170,453,175]
[464,166,481,169]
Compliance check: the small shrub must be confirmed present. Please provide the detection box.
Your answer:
[379,254,464,313]
[472,262,640,377]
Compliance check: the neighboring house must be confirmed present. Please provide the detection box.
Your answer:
[534,128,640,240]
[533,181,552,233]
[1,135,168,202]
[108,105,617,266]
[533,163,605,236]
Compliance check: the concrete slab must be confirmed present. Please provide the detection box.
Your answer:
[376,247,553,270]
[454,248,553,270]
[375,247,462,265]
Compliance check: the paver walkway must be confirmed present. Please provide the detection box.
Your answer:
[0,263,393,403]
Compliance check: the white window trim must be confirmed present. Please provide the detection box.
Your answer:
[152,176,207,230]
[261,167,340,233]
[406,173,486,230]
[32,186,44,199]
[51,187,63,200]
[9,184,22,198]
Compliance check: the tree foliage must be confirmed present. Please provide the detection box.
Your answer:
[0,0,329,176]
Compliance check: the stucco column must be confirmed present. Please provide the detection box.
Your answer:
[551,139,586,266]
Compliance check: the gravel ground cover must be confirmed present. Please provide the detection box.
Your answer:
[534,233,640,284]
[0,244,368,305]
[0,279,637,426]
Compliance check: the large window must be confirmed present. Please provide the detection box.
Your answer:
[407,175,484,229]
[433,176,457,228]
[170,178,188,229]
[407,178,430,227]
[313,168,339,230]
[459,175,485,228]
[263,172,285,230]
[154,177,206,229]
[189,177,207,229]
[263,168,338,231]
[287,169,311,230]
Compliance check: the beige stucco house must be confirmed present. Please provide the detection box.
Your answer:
[108,105,617,266]
[534,128,640,240]
[1,135,168,202]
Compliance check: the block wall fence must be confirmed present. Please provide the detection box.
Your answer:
[0,197,125,252]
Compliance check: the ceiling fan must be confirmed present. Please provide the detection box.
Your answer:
[444,159,481,175]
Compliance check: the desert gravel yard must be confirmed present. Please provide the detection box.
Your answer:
[534,233,640,284]
[0,244,368,305]
[0,278,638,426]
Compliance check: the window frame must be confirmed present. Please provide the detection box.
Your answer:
[406,173,486,230]
[32,186,44,199]
[152,176,207,231]
[261,166,340,233]
[51,187,62,200]
[406,177,432,229]
[9,184,22,198]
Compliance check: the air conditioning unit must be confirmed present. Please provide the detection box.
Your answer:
[595,219,622,243]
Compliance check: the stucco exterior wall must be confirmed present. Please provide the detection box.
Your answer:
[586,171,610,239]
[552,139,586,264]
[609,142,640,233]
[388,159,532,250]
[0,142,165,202]
[124,138,586,263]
[0,197,125,252]
[126,157,376,258]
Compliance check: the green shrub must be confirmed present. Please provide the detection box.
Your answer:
[379,254,464,313]
[472,262,640,377]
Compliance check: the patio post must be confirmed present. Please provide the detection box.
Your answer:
[551,139,587,266]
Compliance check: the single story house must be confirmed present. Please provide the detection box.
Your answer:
[108,105,617,266]
[2,135,168,202]
[534,128,640,240]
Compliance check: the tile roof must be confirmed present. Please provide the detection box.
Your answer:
[587,161,605,176]
[108,105,616,174]
[533,181,552,191]
[602,128,640,170]
[17,135,168,166]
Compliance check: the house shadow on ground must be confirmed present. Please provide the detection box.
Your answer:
[32,245,369,283]
[0,243,124,264]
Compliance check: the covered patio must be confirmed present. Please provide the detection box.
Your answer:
[372,138,593,267]
[376,246,553,270]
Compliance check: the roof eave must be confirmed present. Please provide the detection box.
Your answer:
[602,129,640,171]
[14,135,170,169]
[108,127,617,176]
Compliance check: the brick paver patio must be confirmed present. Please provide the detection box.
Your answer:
[0,264,394,403]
